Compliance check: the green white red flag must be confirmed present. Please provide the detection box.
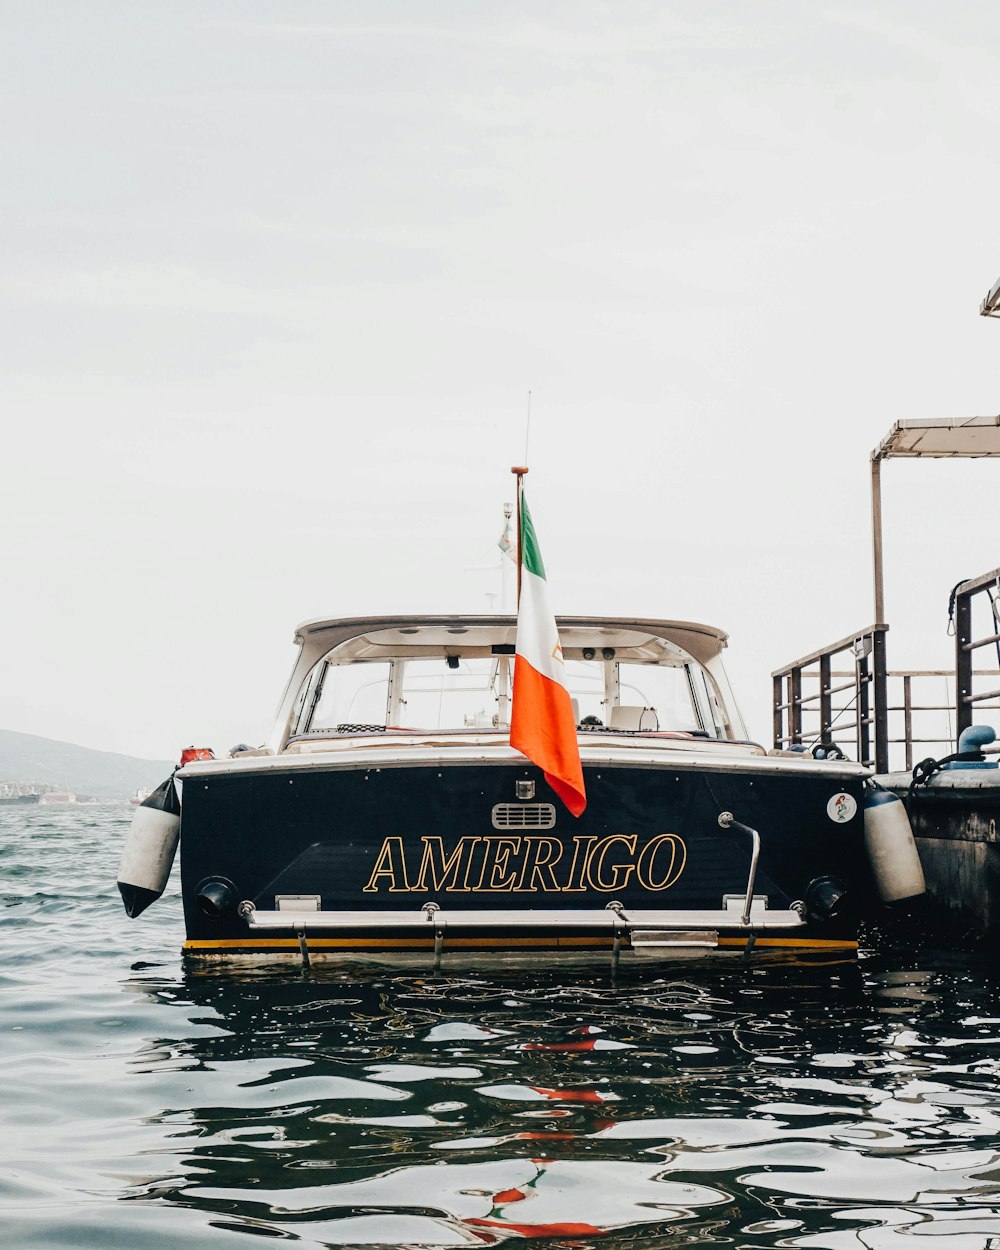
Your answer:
[509,492,586,816]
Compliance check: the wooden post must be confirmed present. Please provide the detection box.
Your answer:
[819,652,832,748]
[956,586,973,742]
[772,674,784,748]
[873,627,889,773]
[903,674,913,771]
[871,455,885,626]
[857,649,871,767]
[789,666,803,747]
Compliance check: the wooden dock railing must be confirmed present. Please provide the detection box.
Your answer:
[772,626,888,772]
[773,566,1000,773]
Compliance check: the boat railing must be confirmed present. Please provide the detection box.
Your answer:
[773,569,1000,773]
[772,625,889,771]
[952,566,1000,743]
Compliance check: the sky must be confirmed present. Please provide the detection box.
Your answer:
[3,0,1000,761]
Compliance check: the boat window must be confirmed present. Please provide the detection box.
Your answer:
[290,664,322,734]
[292,648,731,738]
[396,657,501,730]
[689,664,732,737]
[563,660,607,722]
[617,662,709,734]
[307,661,393,730]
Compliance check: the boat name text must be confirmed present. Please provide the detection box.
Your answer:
[362,833,687,894]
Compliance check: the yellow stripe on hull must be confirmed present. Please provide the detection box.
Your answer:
[717,936,857,950]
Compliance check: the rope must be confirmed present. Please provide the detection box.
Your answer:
[907,749,983,805]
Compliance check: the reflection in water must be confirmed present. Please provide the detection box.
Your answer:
[3,809,1000,1248]
[122,962,1000,1247]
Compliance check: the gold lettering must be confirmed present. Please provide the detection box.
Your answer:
[586,835,637,892]
[475,836,522,891]
[564,836,598,892]
[362,832,687,897]
[516,836,564,892]
[362,837,411,893]
[635,834,686,891]
[414,836,481,892]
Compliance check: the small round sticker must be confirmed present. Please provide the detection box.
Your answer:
[827,792,857,823]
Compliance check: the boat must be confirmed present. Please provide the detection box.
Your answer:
[0,783,40,806]
[129,787,152,806]
[118,612,899,967]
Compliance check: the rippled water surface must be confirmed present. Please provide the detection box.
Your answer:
[4,808,1000,1249]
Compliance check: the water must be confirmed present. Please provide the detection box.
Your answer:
[4,809,1000,1249]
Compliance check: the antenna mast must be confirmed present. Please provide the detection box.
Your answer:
[511,465,528,604]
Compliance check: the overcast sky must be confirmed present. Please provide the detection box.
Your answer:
[3,1,1000,761]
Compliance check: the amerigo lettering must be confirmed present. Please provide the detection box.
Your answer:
[362,833,686,894]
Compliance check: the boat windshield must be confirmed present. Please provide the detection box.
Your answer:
[307,658,501,732]
[293,651,729,738]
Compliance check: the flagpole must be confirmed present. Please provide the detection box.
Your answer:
[511,465,528,606]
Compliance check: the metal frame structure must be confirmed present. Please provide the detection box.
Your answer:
[953,567,1000,738]
[870,415,1000,623]
[772,626,888,771]
[775,418,1000,771]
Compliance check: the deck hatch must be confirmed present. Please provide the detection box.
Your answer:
[491,802,557,830]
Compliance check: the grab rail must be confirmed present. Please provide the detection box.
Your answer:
[237,900,803,933]
[716,812,760,925]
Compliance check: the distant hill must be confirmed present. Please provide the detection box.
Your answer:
[0,729,173,800]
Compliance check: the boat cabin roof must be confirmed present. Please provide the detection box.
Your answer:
[293,615,729,667]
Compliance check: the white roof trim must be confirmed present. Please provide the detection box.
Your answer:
[291,615,729,667]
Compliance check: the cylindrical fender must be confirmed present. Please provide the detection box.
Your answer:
[117,774,181,918]
[863,785,926,904]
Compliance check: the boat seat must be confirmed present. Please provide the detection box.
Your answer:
[610,705,659,731]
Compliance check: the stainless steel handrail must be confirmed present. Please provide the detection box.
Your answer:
[237,899,802,933]
[716,811,760,926]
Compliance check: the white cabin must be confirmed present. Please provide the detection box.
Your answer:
[266,615,750,753]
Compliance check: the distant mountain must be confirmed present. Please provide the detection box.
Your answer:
[0,729,173,800]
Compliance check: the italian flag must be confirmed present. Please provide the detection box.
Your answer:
[510,492,587,816]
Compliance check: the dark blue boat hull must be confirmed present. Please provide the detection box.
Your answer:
[178,760,865,958]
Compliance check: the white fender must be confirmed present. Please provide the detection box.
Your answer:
[863,785,925,904]
[117,775,180,917]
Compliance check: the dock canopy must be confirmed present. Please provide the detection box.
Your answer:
[873,415,1000,461]
[870,415,1000,621]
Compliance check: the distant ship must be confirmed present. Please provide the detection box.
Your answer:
[129,788,152,806]
[0,784,40,806]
